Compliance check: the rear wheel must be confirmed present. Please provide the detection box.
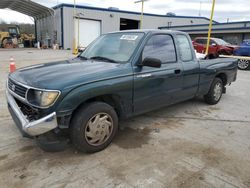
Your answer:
[70,102,118,153]
[204,78,223,105]
[238,59,249,70]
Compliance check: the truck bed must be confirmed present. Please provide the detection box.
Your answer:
[198,57,238,96]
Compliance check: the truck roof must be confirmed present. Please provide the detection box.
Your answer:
[107,29,187,35]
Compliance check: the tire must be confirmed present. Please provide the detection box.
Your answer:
[70,102,118,153]
[2,38,8,48]
[204,78,223,105]
[2,38,13,48]
[238,59,250,70]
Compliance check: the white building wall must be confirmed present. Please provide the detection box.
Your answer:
[61,5,211,49]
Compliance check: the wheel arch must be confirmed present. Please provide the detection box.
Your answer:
[67,94,124,131]
[75,94,124,118]
[215,73,227,86]
[2,37,12,42]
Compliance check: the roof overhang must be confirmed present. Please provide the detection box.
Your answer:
[159,21,250,34]
[0,0,54,20]
[179,28,250,34]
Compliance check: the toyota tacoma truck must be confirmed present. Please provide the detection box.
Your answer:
[6,30,238,152]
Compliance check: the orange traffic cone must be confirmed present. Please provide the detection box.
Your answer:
[9,56,16,73]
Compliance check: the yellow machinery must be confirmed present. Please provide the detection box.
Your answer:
[0,24,21,48]
[0,31,11,48]
[20,33,35,48]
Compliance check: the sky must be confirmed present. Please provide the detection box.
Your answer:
[0,0,249,24]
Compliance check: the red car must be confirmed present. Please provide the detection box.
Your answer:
[192,37,238,58]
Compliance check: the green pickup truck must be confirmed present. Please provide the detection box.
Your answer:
[6,30,238,152]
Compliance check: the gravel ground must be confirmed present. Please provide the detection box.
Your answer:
[0,49,250,188]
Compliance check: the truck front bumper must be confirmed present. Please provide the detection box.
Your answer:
[6,90,58,137]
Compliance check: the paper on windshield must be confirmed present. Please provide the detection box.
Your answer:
[120,35,138,41]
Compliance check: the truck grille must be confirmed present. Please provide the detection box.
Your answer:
[15,99,40,121]
[8,79,28,99]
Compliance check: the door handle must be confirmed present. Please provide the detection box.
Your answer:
[174,69,181,74]
[136,73,152,78]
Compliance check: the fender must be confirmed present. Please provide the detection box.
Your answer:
[56,75,133,118]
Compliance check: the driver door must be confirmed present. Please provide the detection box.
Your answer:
[133,34,183,115]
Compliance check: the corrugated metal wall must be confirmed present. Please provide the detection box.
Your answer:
[61,6,210,49]
[36,8,61,47]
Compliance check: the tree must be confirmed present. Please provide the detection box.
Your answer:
[0,19,7,24]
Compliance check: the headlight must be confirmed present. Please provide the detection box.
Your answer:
[27,89,60,108]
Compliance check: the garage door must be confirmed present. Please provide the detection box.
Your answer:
[75,19,101,48]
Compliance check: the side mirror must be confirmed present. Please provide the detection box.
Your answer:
[211,43,217,47]
[140,57,162,68]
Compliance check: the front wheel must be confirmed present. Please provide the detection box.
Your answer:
[238,59,249,70]
[70,102,118,153]
[204,78,223,105]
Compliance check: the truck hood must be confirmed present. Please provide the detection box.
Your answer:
[9,58,131,91]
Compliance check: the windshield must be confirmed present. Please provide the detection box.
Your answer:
[80,32,144,62]
[8,28,18,35]
[213,38,230,45]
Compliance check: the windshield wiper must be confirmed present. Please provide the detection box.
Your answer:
[90,56,117,63]
[78,56,88,60]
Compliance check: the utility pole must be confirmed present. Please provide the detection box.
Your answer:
[134,0,149,29]
[205,0,216,56]
[72,0,78,55]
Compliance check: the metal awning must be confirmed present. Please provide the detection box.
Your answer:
[0,0,54,20]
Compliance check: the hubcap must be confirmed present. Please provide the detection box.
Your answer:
[214,82,222,101]
[238,59,249,69]
[85,113,113,146]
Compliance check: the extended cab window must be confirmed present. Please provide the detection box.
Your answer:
[176,35,193,62]
[142,35,176,63]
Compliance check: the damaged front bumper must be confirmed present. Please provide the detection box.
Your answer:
[6,90,58,137]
